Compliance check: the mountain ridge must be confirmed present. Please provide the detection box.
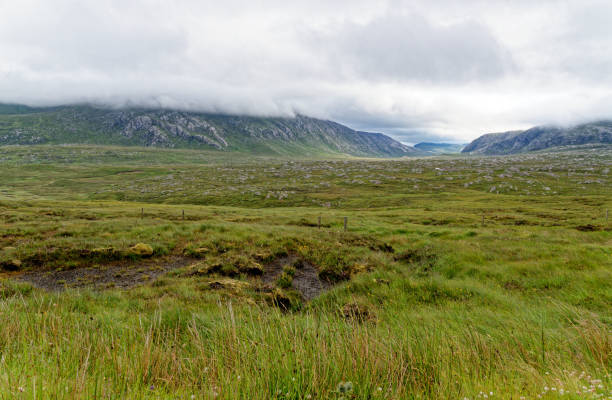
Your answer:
[414,142,465,154]
[0,104,419,158]
[462,121,612,155]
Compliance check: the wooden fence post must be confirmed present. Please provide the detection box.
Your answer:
[182,209,185,220]
[141,208,144,219]
[318,216,321,229]
[344,217,348,232]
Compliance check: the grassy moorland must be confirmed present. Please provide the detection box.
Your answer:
[0,145,610,399]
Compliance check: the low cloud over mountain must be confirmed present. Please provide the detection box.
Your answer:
[1,1,612,143]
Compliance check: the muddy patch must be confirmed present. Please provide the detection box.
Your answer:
[16,256,194,291]
[262,255,331,300]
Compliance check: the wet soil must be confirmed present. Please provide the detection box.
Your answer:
[12,254,332,301]
[16,256,194,291]
[262,255,331,300]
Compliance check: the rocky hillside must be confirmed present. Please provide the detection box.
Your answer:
[463,121,612,155]
[0,104,418,157]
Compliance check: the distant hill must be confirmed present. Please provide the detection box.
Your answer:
[414,142,465,154]
[462,121,612,155]
[0,104,420,158]
[0,103,50,115]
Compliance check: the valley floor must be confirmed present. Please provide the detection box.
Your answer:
[0,145,610,399]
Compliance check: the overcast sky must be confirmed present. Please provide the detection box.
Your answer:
[1,0,611,143]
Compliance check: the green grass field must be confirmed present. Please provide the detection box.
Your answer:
[0,145,610,399]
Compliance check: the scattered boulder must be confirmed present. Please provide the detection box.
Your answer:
[129,243,154,257]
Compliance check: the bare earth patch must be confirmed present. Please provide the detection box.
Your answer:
[262,255,331,300]
[12,254,333,300]
[16,256,194,291]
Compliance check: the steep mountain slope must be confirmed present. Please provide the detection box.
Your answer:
[0,104,418,157]
[414,142,465,154]
[463,121,612,155]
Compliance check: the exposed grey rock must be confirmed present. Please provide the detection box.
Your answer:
[463,121,612,155]
[0,104,421,158]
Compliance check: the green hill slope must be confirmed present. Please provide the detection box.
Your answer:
[0,104,419,157]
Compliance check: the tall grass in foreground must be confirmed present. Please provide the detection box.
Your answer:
[0,283,608,399]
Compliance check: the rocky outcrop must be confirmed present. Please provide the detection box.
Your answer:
[0,104,419,157]
[463,122,612,155]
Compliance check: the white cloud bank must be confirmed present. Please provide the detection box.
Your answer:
[1,0,611,143]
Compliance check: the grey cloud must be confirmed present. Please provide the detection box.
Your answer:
[552,2,612,83]
[0,1,188,74]
[307,13,515,83]
[0,0,611,142]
